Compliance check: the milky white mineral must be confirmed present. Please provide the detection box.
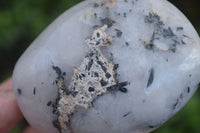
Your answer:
[12,0,200,133]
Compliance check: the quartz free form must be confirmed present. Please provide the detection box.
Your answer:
[13,0,200,133]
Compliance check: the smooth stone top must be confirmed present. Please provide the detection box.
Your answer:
[13,0,200,133]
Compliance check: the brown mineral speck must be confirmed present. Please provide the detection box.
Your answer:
[104,0,117,6]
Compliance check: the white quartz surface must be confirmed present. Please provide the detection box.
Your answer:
[13,0,200,133]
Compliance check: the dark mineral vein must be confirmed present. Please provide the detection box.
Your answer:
[101,17,116,27]
[115,29,123,38]
[52,66,68,132]
[52,66,70,95]
[33,87,36,95]
[123,111,131,117]
[147,68,154,87]
[17,88,22,95]
[144,12,186,52]
[107,81,129,92]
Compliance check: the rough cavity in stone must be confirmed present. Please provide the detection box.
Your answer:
[52,25,129,132]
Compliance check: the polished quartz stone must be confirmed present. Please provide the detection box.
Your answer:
[13,0,200,133]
